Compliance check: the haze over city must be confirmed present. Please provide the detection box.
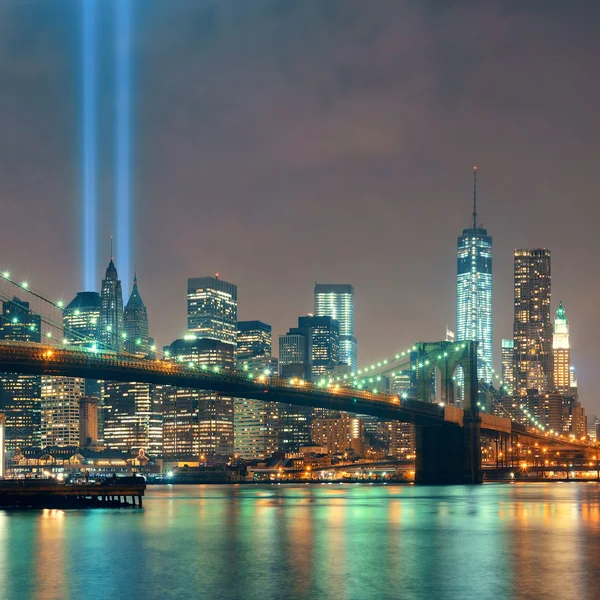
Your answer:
[1,2,599,413]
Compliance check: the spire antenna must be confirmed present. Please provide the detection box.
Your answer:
[472,166,478,229]
[110,236,114,260]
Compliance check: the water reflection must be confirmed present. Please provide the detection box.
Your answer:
[0,483,599,600]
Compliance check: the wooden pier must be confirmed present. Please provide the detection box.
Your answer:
[0,477,146,509]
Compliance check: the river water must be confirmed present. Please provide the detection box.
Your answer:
[1,483,599,600]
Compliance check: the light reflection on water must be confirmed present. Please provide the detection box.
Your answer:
[0,483,600,600]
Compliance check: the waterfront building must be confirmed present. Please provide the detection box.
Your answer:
[234,321,279,459]
[162,337,235,460]
[314,283,357,372]
[124,274,150,354]
[501,339,515,395]
[41,376,85,447]
[102,381,162,455]
[513,249,552,394]
[311,416,364,456]
[0,297,41,450]
[187,276,237,345]
[99,258,125,351]
[552,302,571,394]
[456,167,492,382]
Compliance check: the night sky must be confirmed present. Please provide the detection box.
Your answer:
[1,2,599,410]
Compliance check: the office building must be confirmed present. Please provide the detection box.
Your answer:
[314,283,357,372]
[501,339,515,395]
[79,396,99,448]
[456,167,492,381]
[41,376,85,447]
[124,274,150,354]
[63,291,101,347]
[99,258,125,351]
[311,416,364,456]
[102,380,162,454]
[0,298,42,450]
[552,301,571,394]
[298,315,340,379]
[187,276,237,345]
[513,249,552,394]
[279,330,311,380]
[162,337,235,460]
[234,321,279,459]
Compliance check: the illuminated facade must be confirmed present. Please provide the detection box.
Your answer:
[513,249,552,394]
[0,298,41,450]
[552,301,570,394]
[456,169,492,381]
[234,321,279,459]
[99,258,125,351]
[124,274,149,353]
[187,276,237,345]
[102,381,162,455]
[162,337,235,460]
[314,284,357,372]
[279,332,311,379]
[298,315,340,379]
[79,396,99,447]
[63,291,101,347]
[501,339,515,395]
[237,321,271,359]
[311,416,364,456]
[63,291,102,401]
[41,376,85,447]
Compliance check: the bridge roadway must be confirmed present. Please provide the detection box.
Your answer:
[0,341,449,424]
[0,341,591,451]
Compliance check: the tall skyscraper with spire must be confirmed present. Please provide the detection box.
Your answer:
[552,301,570,394]
[456,167,492,382]
[124,273,149,353]
[99,256,125,351]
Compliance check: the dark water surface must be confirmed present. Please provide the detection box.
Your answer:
[1,483,600,600]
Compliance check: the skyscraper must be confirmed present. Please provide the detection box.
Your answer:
[41,376,85,447]
[187,276,237,345]
[99,258,125,351]
[314,283,357,373]
[234,321,279,459]
[0,298,42,450]
[501,339,515,395]
[513,249,552,394]
[102,380,162,455]
[63,291,101,401]
[162,337,235,460]
[552,301,571,394]
[297,315,340,379]
[124,274,150,353]
[63,291,101,347]
[456,167,492,381]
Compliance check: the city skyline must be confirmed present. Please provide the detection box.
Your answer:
[0,2,598,411]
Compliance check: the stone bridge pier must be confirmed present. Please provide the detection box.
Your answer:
[413,341,482,484]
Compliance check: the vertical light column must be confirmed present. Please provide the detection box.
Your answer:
[82,0,97,291]
[115,0,132,292]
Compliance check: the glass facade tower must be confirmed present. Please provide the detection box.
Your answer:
[314,284,357,373]
[187,276,237,345]
[552,301,570,394]
[513,249,552,394]
[456,167,492,382]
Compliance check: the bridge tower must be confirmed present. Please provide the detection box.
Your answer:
[412,340,482,484]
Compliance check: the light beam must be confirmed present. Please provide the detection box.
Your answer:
[115,0,132,292]
[82,0,97,291]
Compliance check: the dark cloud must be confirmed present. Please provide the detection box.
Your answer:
[0,1,599,410]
